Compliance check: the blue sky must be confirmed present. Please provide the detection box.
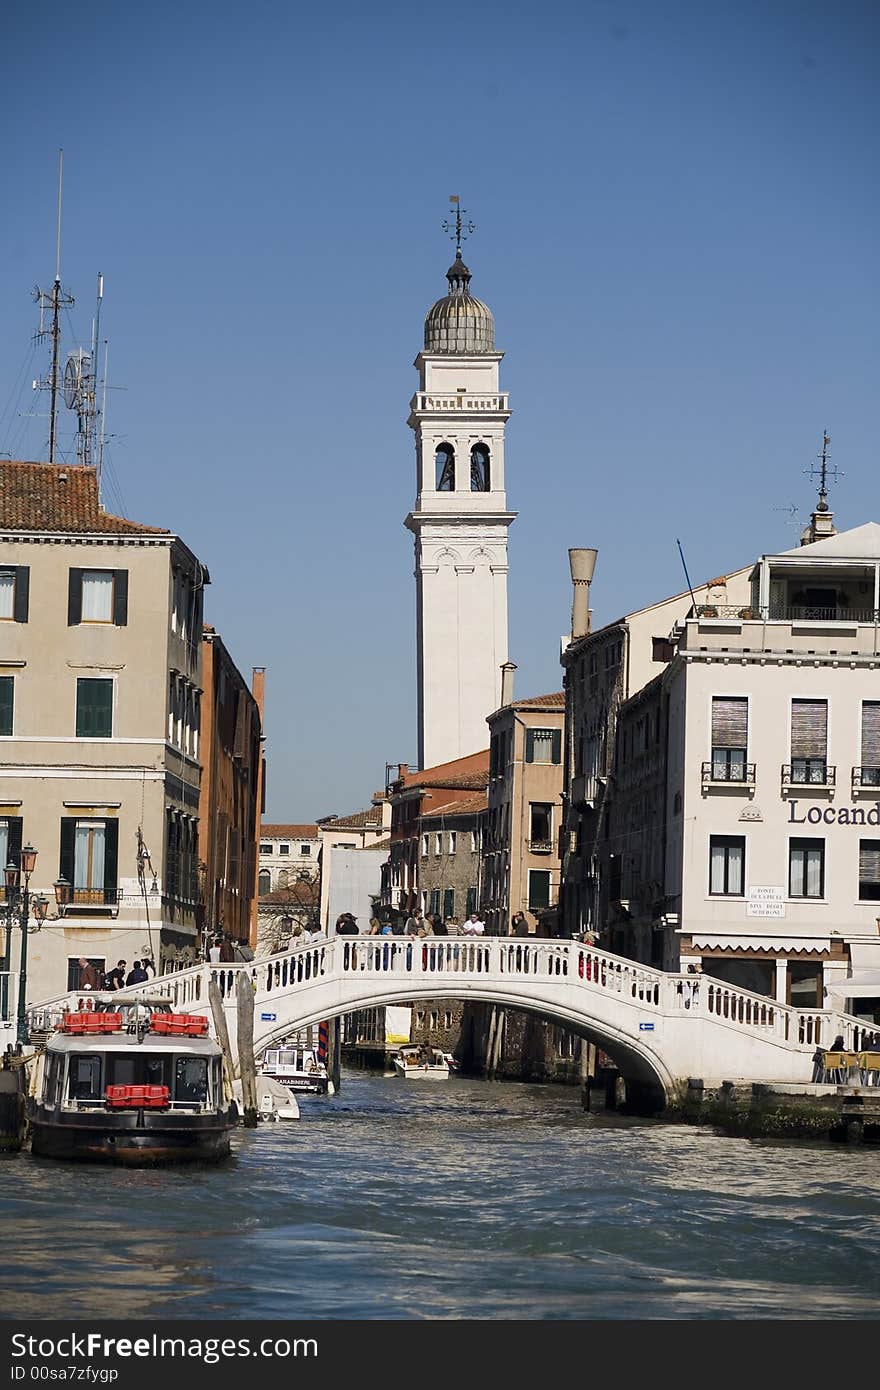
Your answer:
[1,0,877,819]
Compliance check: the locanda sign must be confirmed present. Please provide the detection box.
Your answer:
[788,798,880,826]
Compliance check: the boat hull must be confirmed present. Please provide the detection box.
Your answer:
[29,1106,237,1165]
[393,1063,450,1080]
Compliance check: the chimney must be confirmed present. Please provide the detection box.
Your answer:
[500,661,517,707]
[569,548,598,640]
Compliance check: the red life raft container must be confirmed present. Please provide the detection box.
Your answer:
[105,1084,170,1110]
[149,1013,209,1037]
[61,1012,123,1035]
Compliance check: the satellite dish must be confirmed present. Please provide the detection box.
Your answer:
[63,355,81,410]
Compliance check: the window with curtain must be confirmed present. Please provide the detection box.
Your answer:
[711,697,748,780]
[789,838,824,898]
[858,840,880,901]
[790,699,828,782]
[709,835,745,895]
[0,572,14,619]
[861,703,880,785]
[81,571,115,622]
[526,728,562,764]
[75,821,105,898]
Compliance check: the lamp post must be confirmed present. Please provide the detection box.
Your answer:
[2,859,18,1023]
[14,844,39,1045]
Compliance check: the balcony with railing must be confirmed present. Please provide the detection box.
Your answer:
[57,886,119,916]
[527,839,554,855]
[852,766,880,796]
[693,603,878,623]
[701,759,756,792]
[781,762,836,795]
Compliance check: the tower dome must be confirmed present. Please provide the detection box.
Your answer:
[424,250,495,354]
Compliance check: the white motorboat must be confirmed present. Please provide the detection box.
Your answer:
[234,1076,300,1122]
[260,1044,332,1094]
[394,1044,454,1079]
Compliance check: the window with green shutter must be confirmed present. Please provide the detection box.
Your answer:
[528,870,551,911]
[76,678,113,738]
[525,727,562,764]
[0,677,13,735]
[443,888,455,920]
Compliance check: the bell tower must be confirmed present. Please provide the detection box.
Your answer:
[405,204,516,769]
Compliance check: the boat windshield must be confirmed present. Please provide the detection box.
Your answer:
[63,1053,212,1105]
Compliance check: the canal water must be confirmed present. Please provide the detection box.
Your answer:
[3,1070,880,1320]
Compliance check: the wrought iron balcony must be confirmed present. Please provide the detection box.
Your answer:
[692,603,879,623]
[59,886,119,913]
[852,766,880,793]
[781,762,835,791]
[701,761,756,787]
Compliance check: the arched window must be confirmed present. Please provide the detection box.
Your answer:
[277,869,289,889]
[258,870,271,896]
[435,443,455,491]
[470,443,490,491]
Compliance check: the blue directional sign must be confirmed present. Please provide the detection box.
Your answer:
[639,1022,655,1031]
[260,1012,277,1022]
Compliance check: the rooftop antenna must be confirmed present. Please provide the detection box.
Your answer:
[442,195,475,252]
[33,149,75,463]
[63,273,104,470]
[805,430,842,513]
[675,538,699,616]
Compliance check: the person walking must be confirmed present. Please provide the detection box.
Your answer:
[77,958,101,990]
[462,912,485,937]
[218,935,236,963]
[125,960,149,987]
[103,959,126,990]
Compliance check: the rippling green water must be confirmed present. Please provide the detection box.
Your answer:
[3,1071,879,1320]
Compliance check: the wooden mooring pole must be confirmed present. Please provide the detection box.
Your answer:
[235,971,259,1127]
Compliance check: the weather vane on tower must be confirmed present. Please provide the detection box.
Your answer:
[442,195,475,251]
[805,431,842,514]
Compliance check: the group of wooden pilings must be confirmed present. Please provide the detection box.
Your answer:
[208,976,340,1126]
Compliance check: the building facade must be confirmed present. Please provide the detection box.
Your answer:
[318,802,390,928]
[0,460,209,1001]
[405,250,516,769]
[381,752,489,917]
[198,627,262,952]
[258,823,321,896]
[561,514,880,1023]
[482,690,565,936]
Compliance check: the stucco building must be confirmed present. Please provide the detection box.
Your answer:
[561,510,880,1024]
[198,627,262,952]
[0,460,209,1000]
[482,680,566,935]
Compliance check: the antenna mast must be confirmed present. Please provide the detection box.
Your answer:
[33,150,74,463]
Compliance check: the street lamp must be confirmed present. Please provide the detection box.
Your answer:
[15,844,37,1046]
[1,859,19,1023]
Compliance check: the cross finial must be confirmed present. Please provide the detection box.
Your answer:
[442,195,475,251]
[805,430,842,513]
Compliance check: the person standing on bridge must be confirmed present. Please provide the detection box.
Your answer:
[463,913,485,937]
[510,912,529,938]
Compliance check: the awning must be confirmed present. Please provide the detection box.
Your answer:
[688,933,830,954]
[829,971,880,1000]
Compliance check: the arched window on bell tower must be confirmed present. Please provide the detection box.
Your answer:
[470,442,490,492]
[435,443,455,491]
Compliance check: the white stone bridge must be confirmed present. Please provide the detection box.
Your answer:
[29,938,870,1105]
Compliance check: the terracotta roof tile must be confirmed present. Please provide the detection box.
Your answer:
[320,808,385,830]
[421,792,487,819]
[512,691,565,710]
[0,461,170,535]
[260,824,320,838]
